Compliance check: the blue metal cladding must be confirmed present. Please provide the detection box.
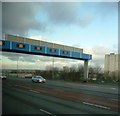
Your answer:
[71,52,80,58]
[12,41,29,52]
[31,45,45,54]
[89,55,92,59]
[82,53,91,60]
[60,49,70,57]
[0,40,10,50]
[1,40,92,60]
[46,47,59,56]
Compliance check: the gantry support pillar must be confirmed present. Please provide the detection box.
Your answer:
[84,60,89,80]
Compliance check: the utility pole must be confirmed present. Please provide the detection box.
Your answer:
[17,54,18,78]
[52,57,54,79]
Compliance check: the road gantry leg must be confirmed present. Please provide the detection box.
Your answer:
[84,60,89,81]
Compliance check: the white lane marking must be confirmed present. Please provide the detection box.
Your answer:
[110,98,118,101]
[111,88,117,90]
[40,109,56,116]
[82,102,110,110]
[29,89,39,93]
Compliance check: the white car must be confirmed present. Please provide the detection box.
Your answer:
[32,75,46,83]
[1,75,7,80]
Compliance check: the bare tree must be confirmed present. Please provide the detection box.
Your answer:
[94,65,102,74]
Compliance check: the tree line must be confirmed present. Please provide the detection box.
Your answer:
[35,64,106,82]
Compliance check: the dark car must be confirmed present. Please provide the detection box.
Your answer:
[1,75,7,80]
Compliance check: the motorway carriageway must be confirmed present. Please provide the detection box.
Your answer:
[2,77,119,115]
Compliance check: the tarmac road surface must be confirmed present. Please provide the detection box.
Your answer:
[2,77,119,115]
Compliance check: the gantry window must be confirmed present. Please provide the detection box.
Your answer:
[50,48,56,53]
[0,41,5,46]
[34,46,42,51]
[17,43,25,48]
[63,50,68,54]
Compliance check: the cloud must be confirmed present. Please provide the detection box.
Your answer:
[42,3,80,25]
[1,52,53,63]
[1,50,82,70]
[42,2,96,28]
[2,52,24,61]
[42,2,117,26]
[78,14,95,28]
[28,35,63,45]
[84,45,113,68]
[96,2,118,16]
[2,2,117,36]
[28,36,48,41]
[2,2,46,36]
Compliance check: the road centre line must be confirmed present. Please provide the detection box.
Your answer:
[82,102,110,110]
[14,84,30,89]
[111,99,118,101]
[29,89,39,93]
[40,109,56,116]
[66,83,118,90]
[111,88,117,90]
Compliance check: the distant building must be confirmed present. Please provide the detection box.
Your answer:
[104,53,120,80]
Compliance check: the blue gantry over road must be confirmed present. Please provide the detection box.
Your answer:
[0,35,92,61]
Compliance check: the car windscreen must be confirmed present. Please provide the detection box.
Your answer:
[36,76,43,79]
